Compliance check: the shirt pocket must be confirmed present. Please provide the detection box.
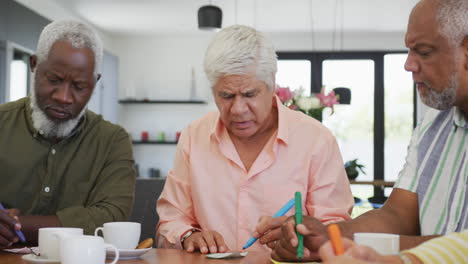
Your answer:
[261,183,305,217]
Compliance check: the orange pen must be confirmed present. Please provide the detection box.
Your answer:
[327,224,345,256]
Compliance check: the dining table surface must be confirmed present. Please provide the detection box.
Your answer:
[0,248,278,264]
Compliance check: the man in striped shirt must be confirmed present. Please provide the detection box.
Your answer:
[266,0,468,262]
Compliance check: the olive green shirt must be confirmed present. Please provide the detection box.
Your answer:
[0,97,136,234]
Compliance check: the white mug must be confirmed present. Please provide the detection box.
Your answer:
[38,227,83,260]
[354,232,400,255]
[94,222,141,249]
[60,235,119,264]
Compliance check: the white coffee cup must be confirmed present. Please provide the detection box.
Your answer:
[354,232,400,255]
[60,235,119,264]
[38,227,83,260]
[94,222,141,249]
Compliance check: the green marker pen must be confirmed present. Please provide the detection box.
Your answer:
[295,191,304,259]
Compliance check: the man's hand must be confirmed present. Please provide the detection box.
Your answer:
[182,230,228,254]
[319,237,380,261]
[271,216,329,262]
[6,209,20,219]
[319,238,409,264]
[0,210,21,248]
[254,215,288,248]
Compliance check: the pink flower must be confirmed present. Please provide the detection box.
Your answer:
[289,104,297,110]
[316,91,339,108]
[275,86,294,103]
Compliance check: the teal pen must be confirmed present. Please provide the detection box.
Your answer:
[295,192,304,259]
[242,197,295,250]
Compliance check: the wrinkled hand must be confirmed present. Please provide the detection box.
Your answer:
[183,230,228,254]
[320,238,397,264]
[6,209,20,218]
[0,209,21,248]
[321,255,372,264]
[271,216,328,262]
[254,215,288,249]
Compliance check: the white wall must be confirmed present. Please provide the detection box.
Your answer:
[115,33,218,177]
[115,30,411,177]
[14,0,120,54]
[270,31,406,51]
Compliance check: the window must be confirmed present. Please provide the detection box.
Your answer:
[9,59,28,101]
[276,60,311,95]
[384,54,414,184]
[322,59,375,201]
[277,51,415,203]
[6,43,32,103]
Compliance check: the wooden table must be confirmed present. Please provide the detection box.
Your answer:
[0,249,273,264]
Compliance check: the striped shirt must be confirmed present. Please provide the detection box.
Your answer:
[403,230,468,263]
[395,107,468,235]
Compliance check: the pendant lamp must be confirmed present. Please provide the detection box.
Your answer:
[198,5,222,30]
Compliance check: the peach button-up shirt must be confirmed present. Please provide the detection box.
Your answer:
[156,97,353,252]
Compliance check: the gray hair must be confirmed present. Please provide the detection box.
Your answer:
[436,0,468,47]
[35,20,103,77]
[203,25,277,91]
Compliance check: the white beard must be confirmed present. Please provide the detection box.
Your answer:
[29,73,87,139]
[420,72,458,110]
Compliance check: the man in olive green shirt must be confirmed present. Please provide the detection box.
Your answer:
[0,20,135,247]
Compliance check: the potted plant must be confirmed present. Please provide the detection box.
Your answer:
[344,159,366,180]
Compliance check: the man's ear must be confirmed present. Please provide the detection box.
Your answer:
[30,55,37,73]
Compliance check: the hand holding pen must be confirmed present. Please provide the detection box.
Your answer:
[271,214,329,261]
[247,198,295,250]
[0,203,26,248]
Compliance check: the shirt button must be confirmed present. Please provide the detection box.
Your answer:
[44,187,50,193]
[51,149,56,155]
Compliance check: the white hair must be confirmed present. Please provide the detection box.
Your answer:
[203,25,277,91]
[36,20,103,76]
[436,0,468,47]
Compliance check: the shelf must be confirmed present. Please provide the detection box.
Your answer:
[119,99,207,104]
[132,141,178,145]
[349,180,395,188]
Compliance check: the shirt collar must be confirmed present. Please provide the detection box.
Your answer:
[453,107,468,129]
[275,95,289,145]
[209,95,289,145]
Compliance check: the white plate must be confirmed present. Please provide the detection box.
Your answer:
[21,254,60,264]
[106,247,152,259]
[206,252,248,259]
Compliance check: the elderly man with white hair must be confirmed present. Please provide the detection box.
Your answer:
[270,0,468,262]
[156,25,353,254]
[0,20,135,247]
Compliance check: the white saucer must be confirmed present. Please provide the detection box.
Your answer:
[106,247,151,259]
[21,254,60,264]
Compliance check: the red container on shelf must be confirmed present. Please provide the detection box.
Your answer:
[141,131,149,141]
[176,131,181,142]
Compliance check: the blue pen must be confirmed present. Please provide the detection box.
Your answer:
[242,197,295,250]
[0,203,26,243]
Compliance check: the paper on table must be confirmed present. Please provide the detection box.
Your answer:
[2,247,39,255]
[206,252,248,259]
[271,258,320,264]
